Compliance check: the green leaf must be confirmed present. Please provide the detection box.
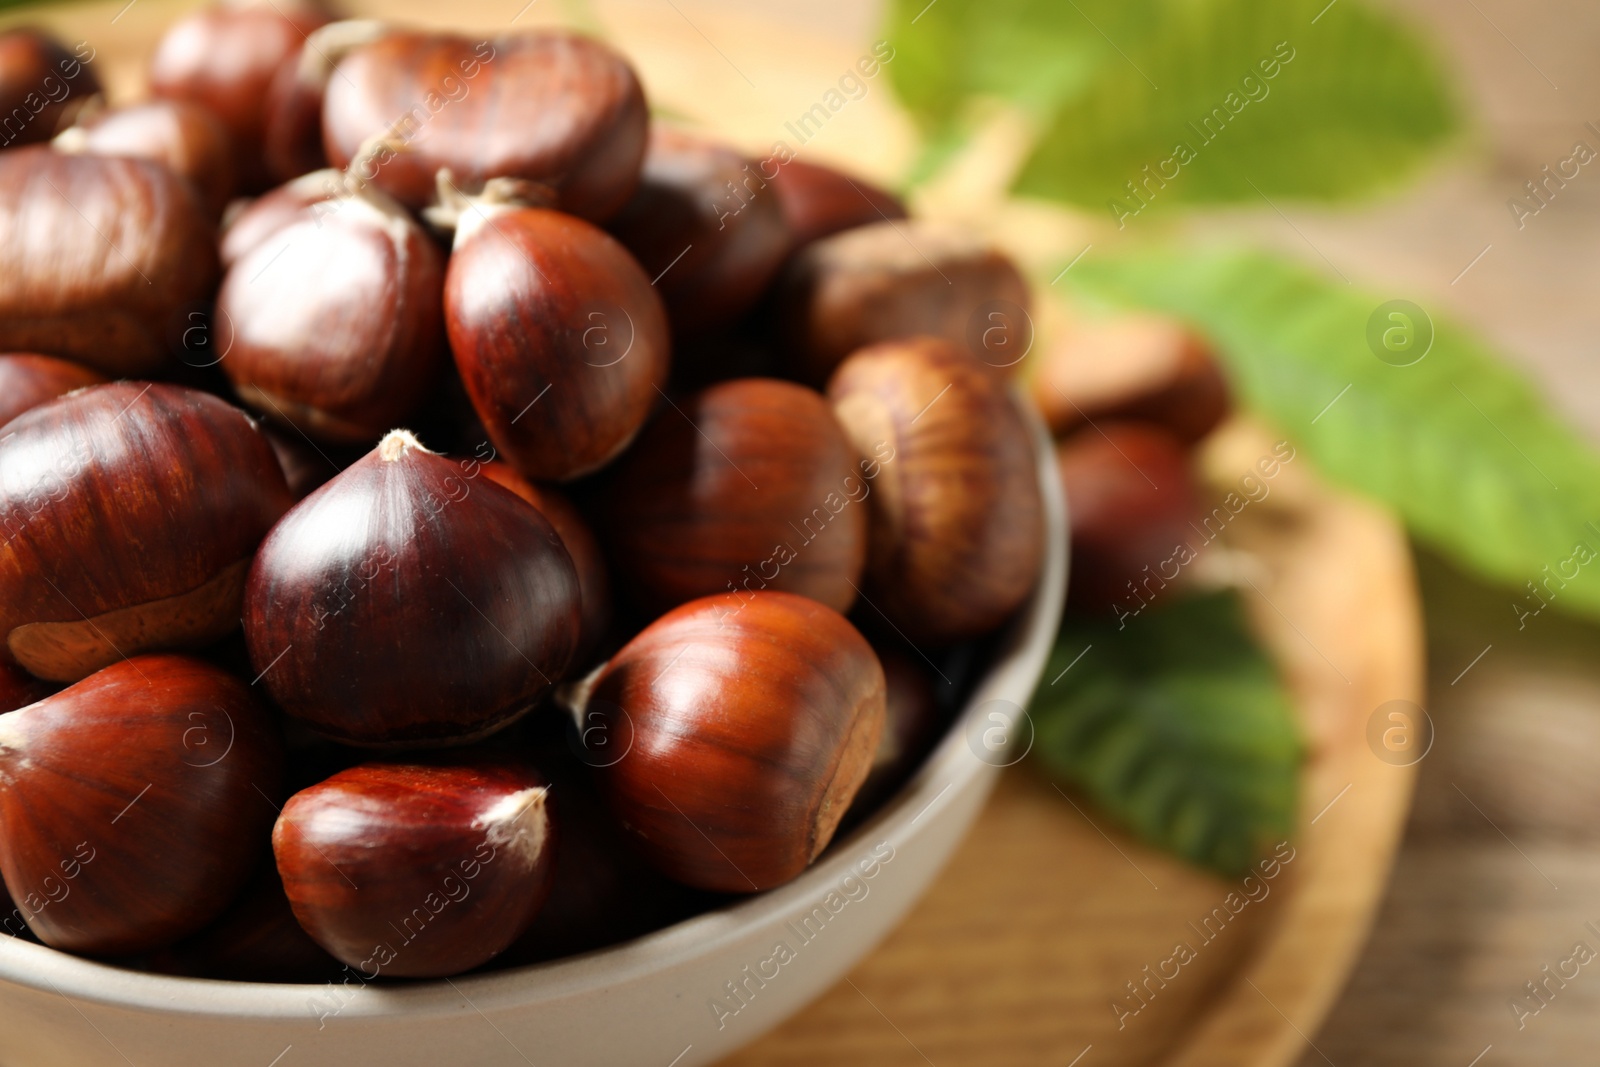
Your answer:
[1069,246,1600,622]
[1032,591,1302,876]
[1015,0,1459,212]
[884,0,1459,207]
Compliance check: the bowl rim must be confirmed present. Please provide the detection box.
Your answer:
[0,394,1068,1019]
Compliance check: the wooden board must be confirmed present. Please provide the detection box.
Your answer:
[3,2,1425,1063]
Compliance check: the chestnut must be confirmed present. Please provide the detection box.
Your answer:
[608,127,792,336]
[0,29,99,150]
[219,168,341,268]
[216,177,447,444]
[775,218,1032,384]
[853,644,944,813]
[148,0,333,191]
[55,100,238,218]
[582,591,885,892]
[444,205,670,482]
[1030,316,1231,445]
[480,461,612,670]
[0,654,284,956]
[262,20,388,183]
[827,337,1045,644]
[323,30,648,221]
[0,353,106,430]
[243,430,581,747]
[0,382,293,682]
[769,158,907,251]
[601,378,868,615]
[1056,422,1203,615]
[0,148,221,377]
[272,756,556,978]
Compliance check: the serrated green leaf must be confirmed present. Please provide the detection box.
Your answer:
[1032,591,1302,876]
[1014,0,1459,211]
[1068,246,1600,622]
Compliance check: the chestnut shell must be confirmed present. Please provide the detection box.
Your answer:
[61,99,238,219]
[0,382,293,682]
[770,158,907,251]
[0,353,106,430]
[0,655,284,956]
[0,29,100,149]
[827,337,1045,644]
[323,31,648,221]
[218,187,447,444]
[0,148,221,377]
[243,432,582,747]
[591,591,886,892]
[445,207,670,482]
[601,378,868,615]
[608,127,792,336]
[273,756,556,978]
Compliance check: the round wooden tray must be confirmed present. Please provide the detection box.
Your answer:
[11,2,1425,1062]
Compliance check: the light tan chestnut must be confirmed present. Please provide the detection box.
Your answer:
[827,337,1044,644]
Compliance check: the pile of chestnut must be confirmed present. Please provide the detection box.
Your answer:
[0,3,1049,981]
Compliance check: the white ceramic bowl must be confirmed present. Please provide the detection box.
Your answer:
[0,404,1066,1067]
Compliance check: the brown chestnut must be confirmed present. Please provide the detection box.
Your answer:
[0,148,221,377]
[827,337,1044,644]
[0,382,293,682]
[776,218,1032,384]
[1056,422,1203,616]
[582,591,885,892]
[55,100,238,218]
[219,168,342,268]
[217,179,447,444]
[480,461,611,670]
[0,654,283,956]
[273,756,556,978]
[854,644,944,812]
[444,205,670,482]
[323,30,648,221]
[600,378,868,615]
[148,0,333,191]
[0,353,105,430]
[1031,316,1231,445]
[0,29,99,150]
[148,866,342,983]
[769,158,907,251]
[608,127,792,336]
[243,430,581,747]
[262,20,387,183]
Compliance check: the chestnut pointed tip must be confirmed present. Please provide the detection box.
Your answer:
[376,428,430,462]
[476,785,553,866]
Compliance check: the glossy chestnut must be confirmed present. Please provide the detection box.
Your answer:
[444,206,670,482]
[323,30,648,220]
[1056,422,1203,615]
[0,655,284,956]
[217,180,447,444]
[0,383,293,682]
[0,29,99,150]
[601,378,869,615]
[583,591,885,892]
[769,158,907,251]
[243,430,581,746]
[1031,316,1231,445]
[827,336,1044,644]
[480,461,612,670]
[262,21,387,183]
[55,99,238,218]
[0,148,221,377]
[273,756,556,978]
[608,127,792,336]
[218,168,342,268]
[776,218,1032,384]
[0,353,105,430]
[148,0,333,191]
